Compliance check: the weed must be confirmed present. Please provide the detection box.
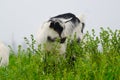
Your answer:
[0,27,120,80]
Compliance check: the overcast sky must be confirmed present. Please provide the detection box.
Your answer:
[0,0,120,46]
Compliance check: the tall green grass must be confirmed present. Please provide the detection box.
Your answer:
[0,27,120,80]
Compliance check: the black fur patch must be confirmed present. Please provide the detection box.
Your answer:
[51,13,80,25]
[81,23,85,33]
[60,37,66,43]
[53,13,76,19]
[49,21,63,36]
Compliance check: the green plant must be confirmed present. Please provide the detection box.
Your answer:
[0,27,120,80]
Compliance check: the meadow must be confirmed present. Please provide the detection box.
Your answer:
[0,27,120,80]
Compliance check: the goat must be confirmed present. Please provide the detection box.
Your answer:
[36,13,85,54]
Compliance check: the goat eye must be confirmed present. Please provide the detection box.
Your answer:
[49,22,54,28]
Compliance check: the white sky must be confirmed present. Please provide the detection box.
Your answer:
[0,0,120,45]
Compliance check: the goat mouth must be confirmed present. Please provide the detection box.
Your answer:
[47,36,66,43]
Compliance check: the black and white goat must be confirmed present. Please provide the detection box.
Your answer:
[36,13,85,54]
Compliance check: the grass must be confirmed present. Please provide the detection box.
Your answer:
[0,27,120,80]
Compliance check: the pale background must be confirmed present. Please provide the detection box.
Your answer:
[0,0,120,48]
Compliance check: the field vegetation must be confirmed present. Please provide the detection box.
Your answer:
[0,27,120,80]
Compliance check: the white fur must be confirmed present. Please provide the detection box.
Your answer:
[36,14,85,54]
[0,41,9,67]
